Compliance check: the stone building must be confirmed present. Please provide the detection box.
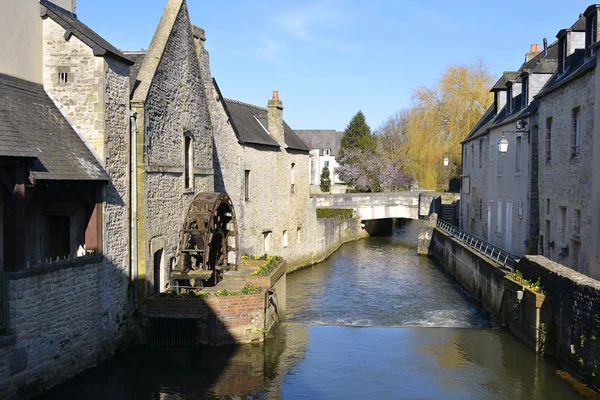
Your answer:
[128,0,215,298]
[536,8,600,278]
[295,130,346,192]
[0,0,134,397]
[461,40,558,257]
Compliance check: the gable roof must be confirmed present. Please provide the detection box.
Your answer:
[295,130,343,155]
[40,0,133,65]
[123,51,146,95]
[0,73,108,181]
[221,98,309,152]
[131,0,187,103]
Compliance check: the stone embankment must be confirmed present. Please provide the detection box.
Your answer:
[286,217,368,273]
[424,224,600,393]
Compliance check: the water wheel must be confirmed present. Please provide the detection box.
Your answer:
[176,192,238,286]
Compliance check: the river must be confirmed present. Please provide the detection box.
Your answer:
[38,221,582,399]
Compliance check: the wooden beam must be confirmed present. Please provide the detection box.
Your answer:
[85,185,104,253]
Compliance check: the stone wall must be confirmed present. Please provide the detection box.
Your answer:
[0,257,131,399]
[42,17,106,159]
[287,217,368,273]
[537,70,594,277]
[518,255,600,389]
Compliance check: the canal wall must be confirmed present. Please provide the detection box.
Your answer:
[517,256,600,390]
[429,228,600,391]
[0,256,132,400]
[286,217,368,273]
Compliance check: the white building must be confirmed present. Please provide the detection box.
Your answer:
[295,130,345,190]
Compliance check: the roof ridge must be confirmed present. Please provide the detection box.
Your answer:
[224,98,267,111]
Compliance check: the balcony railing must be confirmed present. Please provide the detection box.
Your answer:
[436,220,519,272]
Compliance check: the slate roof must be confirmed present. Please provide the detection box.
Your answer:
[294,130,343,156]
[123,51,146,95]
[40,0,133,65]
[222,97,310,152]
[537,49,596,98]
[464,40,560,144]
[0,73,108,181]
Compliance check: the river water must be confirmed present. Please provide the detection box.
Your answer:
[39,221,582,399]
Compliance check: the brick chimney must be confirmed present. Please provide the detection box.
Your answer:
[267,91,285,145]
[526,43,542,62]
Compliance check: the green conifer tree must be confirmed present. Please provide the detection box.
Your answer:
[320,166,332,193]
[338,111,375,160]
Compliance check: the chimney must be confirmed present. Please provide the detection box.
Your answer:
[526,43,542,62]
[268,91,285,145]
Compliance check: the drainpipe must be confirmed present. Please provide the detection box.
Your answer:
[130,111,139,310]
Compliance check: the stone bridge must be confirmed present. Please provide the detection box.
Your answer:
[313,192,458,221]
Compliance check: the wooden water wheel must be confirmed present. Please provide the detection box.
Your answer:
[175,192,238,286]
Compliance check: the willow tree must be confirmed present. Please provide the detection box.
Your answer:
[400,61,494,189]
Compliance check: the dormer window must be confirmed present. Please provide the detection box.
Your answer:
[324,149,331,156]
[507,85,513,114]
[522,77,529,107]
[559,36,568,73]
[593,15,597,56]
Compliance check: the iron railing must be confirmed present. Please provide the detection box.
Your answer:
[436,220,519,271]
[0,272,8,335]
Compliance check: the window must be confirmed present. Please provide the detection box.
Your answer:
[464,147,467,168]
[184,135,193,189]
[58,72,68,84]
[244,170,250,201]
[559,36,567,74]
[572,107,581,159]
[478,140,483,168]
[324,161,329,167]
[282,230,289,248]
[522,76,529,107]
[546,199,550,215]
[496,200,502,233]
[490,143,495,161]
[297,226,302,243]
[546,117,553,162]
[46,215,71,260]
[496,142,503,175]
[291,163,296,193]
[540,234,544,256]
[263,231,272,252]
[507,85,513,114]
[560,207,567,243]
[324,149,331,156]
[515,136,522,174]
[593,15,597,57]
[518,202,523,220]
[462,176,470,194]
[572,241,582,272]
[546,220,552,251]
[574,209,581,239]
[471,144,474,168]
[479,199,483,221]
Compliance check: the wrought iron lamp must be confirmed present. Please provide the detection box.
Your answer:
[498,119,529,154]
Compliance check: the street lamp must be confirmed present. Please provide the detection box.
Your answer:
[499,119,529,154]
[443,156,449,167]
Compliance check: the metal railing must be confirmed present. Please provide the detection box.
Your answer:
[436,220,519,271]
[0,272,8,335]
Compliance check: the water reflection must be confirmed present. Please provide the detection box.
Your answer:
[37,221,582,399]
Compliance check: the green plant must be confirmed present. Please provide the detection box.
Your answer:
[215,284,261,297]
[320,166,332,193]
[251,256,283,276]
[316,208,354,219]
[507,270,546,294]
[155,290,210,299]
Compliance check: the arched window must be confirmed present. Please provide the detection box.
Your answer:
[184,133,193,190]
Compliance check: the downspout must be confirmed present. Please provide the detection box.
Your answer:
[130,111,139,310]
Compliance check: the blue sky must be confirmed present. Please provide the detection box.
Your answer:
[78,0,593,131]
